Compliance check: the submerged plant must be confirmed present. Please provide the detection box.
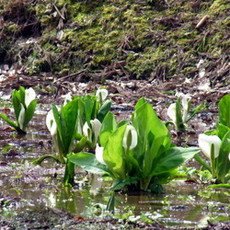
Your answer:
[195,94,230,184]
[0,86,37,134]
[69,98,200,193]
[167,92,203,131]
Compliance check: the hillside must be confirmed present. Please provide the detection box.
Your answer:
[0,0,229,85]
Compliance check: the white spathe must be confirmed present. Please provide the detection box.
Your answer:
[18,103,25,129]
[96,88,108,102]
[198,134,221,159]
[123,125,138,150]
[176,92,191,122]
[167,93,191,123]
[90,119,102,143]
[63,92,72,105]
[83,122,91,138]
[95,144,106,165]
[25,87,36,108]
[46,110,57,136]
[167,103,176,124]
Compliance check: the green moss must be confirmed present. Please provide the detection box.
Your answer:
[126,46,165,78]
[0,0,229,81]
[209,0,229,14]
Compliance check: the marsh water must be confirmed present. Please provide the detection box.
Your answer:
[0,100,229,229]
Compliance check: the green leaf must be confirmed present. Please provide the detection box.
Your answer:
[19,86,25,106]
[143,133,171,178]
[110,177,138,191]
[78,95,97,124]
[0,113,18,129]
[187,104,204,122]
[216,131,230,183]
[175,99,185,131]
[68,152,109,174]
[12,90,21,120]
[99,112,117,146]
[133,98,169,146]
[134,97,146,110]
[132,98,170,175]
[97,100,112,122]
[73,136,87,153]
[219,94,230,127]
[150,147,200,176]
[216,123,230,139]
[207,184,230,189]
[103,124,127,179]
[194,153,212,173]
[24,99,38,128]
[106,192,115,212]
[52,99,78,156]
[33,154,61,165]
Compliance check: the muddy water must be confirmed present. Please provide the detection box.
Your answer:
[0,103,229,228]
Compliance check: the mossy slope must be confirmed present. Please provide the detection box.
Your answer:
[0,0,229,81]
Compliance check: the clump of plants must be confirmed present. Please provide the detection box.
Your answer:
[1,86,229,194]
[195,94,230,185]
[0,86,37,134]
[167,92,203,131]
[69,98,200,193]
[33,88,112,186]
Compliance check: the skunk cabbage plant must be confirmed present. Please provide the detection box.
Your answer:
[167,92,203,131]
[34,99,80,186]
[69,98,200,193]
[196,132,230,184]
[0,86,37,134]
[195,94,230,184]
[34,89,112,186]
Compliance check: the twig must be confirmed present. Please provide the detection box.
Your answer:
[53,70,86,83]
[196,15,209,29]
[52,2,66,20]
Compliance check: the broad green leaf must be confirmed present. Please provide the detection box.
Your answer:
[142,133,170,178]
[99,112,117,146]
[68,152,109,174]
[216,131,230,183]
[216,123,230,140]
[103,124,127,179]
[219,94,230,127]
[134,97,146,111]
[150,147,200,176]
[97,100,112,122]
[60,100,78,155]
[24,99,38,127]
[100,112,117,133]
[52,99,78,156]
[132,98,170,173]
[133,98,169,146]
[78,95,97,123]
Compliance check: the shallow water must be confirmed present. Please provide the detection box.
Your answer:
[0,102,229,228]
